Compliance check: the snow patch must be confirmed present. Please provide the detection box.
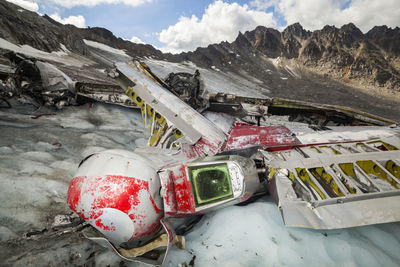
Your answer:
[144,58,270,98]
[0,38,88,67]
[211,65,220,71]
[285,65,301,79]
[270,57,280,69]
[83,39,131,58]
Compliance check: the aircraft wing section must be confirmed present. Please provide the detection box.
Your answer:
[263,133,400,229]
[114,61,226,150]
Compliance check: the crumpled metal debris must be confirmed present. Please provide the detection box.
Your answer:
[164,70,209,112]
[4,52,76,109]
[23,213,87,241]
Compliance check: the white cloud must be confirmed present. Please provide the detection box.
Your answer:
[41,0,152,8]
[158,0,276,53]
[6,0,39,12]
[50,13,86,28]
[251,0,400,32]
[250,0,278,11]
[129,36,145,44]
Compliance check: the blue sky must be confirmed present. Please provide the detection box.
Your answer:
[7,0,400,53]
[37,0,282,49]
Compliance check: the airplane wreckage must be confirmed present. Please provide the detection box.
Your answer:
[2,54,400,265]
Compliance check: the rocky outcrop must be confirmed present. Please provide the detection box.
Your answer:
[0,2,88,54]
[367,25,400,56]
[0,0,164,59]
[177,22,400,92]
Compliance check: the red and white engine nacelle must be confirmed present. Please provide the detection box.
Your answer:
[67,149,163,247]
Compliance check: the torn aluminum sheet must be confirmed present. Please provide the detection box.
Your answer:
[4,52,76,108]
[35,61,74,93]
[75,82,136,108]
[164,70,209,112]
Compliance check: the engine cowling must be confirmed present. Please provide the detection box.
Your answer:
[67,149,163,246]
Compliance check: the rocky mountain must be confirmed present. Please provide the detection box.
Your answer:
[0,0,400,119]
[178,22,400,91]
[0,1,164,58]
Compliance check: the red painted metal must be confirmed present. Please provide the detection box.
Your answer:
[195,137,224,156]
[170,165,196,214]
[163,172,178,215]
[223,125,298,151]
[67,175,162,240]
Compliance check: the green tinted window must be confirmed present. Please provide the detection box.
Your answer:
[188,163,233,206]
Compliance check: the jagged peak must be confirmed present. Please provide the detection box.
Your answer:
[320,25,339,33]
[368,25,389,32]
[254,25,268,32]
[340,22,358,30]
[283,22,310,39]
[284,22,304,32]
[367,25,400,35]
[234,31,249,42]
[340,23,363,36]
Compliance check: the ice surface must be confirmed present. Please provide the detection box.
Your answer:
[1,100,399,266]
[163,199,400,267]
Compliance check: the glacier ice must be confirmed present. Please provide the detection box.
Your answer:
[0,100,399,266]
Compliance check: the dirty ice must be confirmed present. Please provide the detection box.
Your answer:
[1,99,400,267]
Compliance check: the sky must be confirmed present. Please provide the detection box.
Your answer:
[6,0,400,53]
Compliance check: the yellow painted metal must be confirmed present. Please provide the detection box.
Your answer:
[386,160,400,179]
[357,160,399,189]
[268,167,277,180]
[367,141,399,151]
[126,87,144,107]
[310,146,322,153]
[339,163,360,183]
[149,121,167,146]
[288,171,295,182]
[296,168,326,200]
[310,167,345,197]
[173,128,184,139]
[125,87,184,147]
[331,164,357,194]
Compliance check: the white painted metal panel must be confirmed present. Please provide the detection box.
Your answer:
[115,61,226,146]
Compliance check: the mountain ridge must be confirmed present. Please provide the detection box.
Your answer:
[0,0,399,100]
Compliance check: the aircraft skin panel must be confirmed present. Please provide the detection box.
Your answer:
[265,136,400,229]
[115,61,226,149]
